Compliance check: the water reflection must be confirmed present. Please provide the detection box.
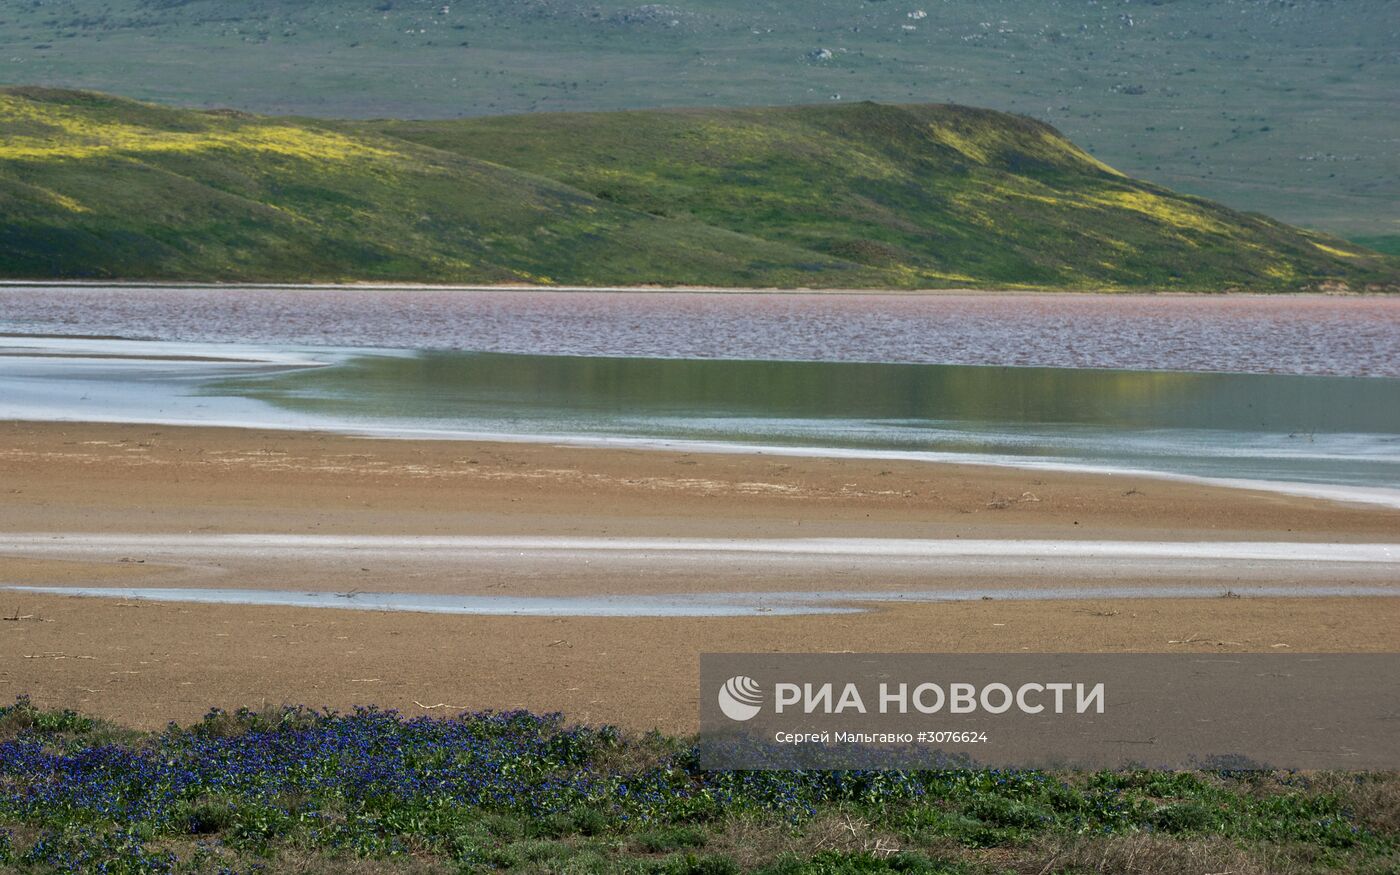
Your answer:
[237,351,1400,432]
[225,351,1400,489]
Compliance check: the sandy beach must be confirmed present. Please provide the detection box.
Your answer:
[1,420,1397,731]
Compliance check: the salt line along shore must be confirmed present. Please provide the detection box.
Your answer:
[0,534,1395,610]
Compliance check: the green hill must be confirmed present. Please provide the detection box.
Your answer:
[0,87,877,287]
[3,0,1395,237]
[1,86,1395,290]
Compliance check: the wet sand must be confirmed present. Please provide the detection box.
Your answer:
[1,420,1397,730]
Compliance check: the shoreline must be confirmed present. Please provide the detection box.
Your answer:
[0,279,1384,297]
[2,419,1396,731]
[3,420,1398,541]
[9,412,1400,511]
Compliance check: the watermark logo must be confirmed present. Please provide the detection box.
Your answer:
[701,654,1400,770]
[717,675,763,721]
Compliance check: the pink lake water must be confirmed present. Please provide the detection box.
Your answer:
[2,286,1397,377]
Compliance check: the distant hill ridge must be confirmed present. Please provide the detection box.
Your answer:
[1,86,1395,290]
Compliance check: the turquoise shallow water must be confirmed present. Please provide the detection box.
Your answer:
[2,288,1398,504]
[2,335,1396,503]
[223,349,1400,495]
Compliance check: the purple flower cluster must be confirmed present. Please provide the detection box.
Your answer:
[0,698,1380,872]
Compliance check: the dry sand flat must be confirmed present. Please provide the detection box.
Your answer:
[0,420,1397,730]
[3,421,1397,541]
[2,594,1396,733]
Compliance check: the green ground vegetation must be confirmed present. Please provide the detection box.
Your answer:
[0,0,1394,237]
[2,87,1395,289]
[0,698,1395,874]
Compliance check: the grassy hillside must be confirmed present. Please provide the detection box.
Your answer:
[0,87,888,287]
[1,0,1394,237]
[1,86,1395,289]
[376,103,1396,290]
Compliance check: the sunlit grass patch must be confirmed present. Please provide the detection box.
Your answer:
[1310,241,1361,259]
[1084,189,1232,236]
[0,93,403,166]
